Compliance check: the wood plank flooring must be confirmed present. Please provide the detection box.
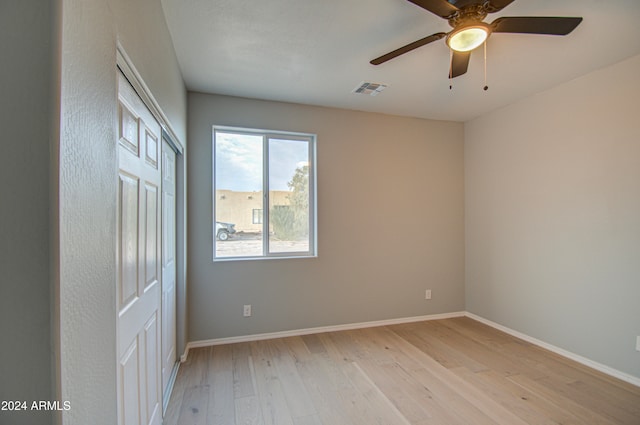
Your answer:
[163,317,640,424]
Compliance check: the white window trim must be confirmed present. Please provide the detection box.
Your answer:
[212,125,317,261]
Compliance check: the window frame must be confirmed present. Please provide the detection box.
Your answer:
[212,125,317,261]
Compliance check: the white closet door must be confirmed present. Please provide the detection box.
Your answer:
[116,71,162,425]
[161,139,177,399]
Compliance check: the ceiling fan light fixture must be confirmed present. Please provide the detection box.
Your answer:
[446,23,491,52]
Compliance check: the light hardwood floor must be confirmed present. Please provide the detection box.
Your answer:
[164,317,640,424]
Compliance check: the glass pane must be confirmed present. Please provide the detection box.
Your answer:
[268,138,310,253]
[214,132,263,258]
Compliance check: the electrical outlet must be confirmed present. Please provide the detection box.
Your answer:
[425,290,432,300]
[243,304,252,317]
[636,336,640,352]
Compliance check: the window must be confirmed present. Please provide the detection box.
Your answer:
[252,209,263,224]
[213,127,316,260]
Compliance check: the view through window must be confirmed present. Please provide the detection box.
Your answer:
[213,127,316,259]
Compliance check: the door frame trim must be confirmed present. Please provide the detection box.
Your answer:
[116,44,183,154]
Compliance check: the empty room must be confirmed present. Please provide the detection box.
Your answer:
[2,0,639,424]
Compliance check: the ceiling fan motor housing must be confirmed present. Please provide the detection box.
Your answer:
[447,3,488,28]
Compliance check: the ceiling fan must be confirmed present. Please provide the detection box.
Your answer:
[370,0,583,79]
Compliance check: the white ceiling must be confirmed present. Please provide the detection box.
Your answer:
[161,0,640,122]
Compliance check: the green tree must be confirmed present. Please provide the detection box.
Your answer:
[271,165,309,240]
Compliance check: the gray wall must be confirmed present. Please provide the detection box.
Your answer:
[58,0,118,421]
[465,54,640,379]
[0,1,55,424]
[188,93,465,341]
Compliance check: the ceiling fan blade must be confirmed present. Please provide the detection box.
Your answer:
[406,0,459,18]
[450,51,470,78]
[484,0,516,13]
[370,32,446,65]
[491,16,583,35]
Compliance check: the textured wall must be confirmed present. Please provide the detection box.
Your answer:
[58,0,118,422]
[465,54,640,379]
[188,93,465,341]
[0,1,55,424]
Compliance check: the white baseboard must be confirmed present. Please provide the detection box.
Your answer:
[180,311,465,362]
[178,310,640,389]
[465,312,640,388]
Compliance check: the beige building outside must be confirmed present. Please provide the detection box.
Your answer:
[215,189,291,233]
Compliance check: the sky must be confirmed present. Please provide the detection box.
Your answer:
[215,132,309,192]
